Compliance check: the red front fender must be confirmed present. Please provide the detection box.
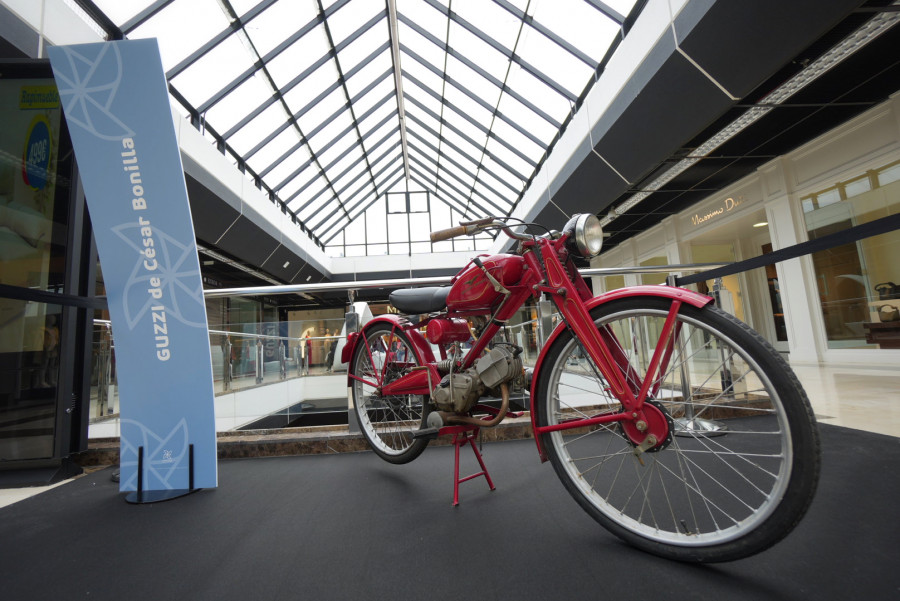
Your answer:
[343,315,436,386]
[528,286,713,461]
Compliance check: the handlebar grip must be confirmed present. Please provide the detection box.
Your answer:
[430,225,469,242]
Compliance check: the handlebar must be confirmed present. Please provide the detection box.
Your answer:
[429,218,534,243]
[430,225,472,242]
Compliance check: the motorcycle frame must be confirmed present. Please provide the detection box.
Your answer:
[346,234,713,461]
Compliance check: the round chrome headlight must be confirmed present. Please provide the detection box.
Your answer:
[566,213,603,257]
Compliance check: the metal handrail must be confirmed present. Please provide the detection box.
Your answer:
[201,263,730,298]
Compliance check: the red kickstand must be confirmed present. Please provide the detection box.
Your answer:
[441,425,495,506]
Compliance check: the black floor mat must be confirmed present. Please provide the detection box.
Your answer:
[0,424,897,600]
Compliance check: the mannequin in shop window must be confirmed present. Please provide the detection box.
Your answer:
[301,333,311,376]
[324,329,336,372]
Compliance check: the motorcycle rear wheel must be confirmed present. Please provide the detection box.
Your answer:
[536,297,820,562]
[350,323,430,464]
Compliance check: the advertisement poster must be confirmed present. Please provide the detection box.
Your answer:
[48,40,217,493]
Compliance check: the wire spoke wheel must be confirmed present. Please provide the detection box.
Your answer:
[350,323,430,464]
[537,298,820,562]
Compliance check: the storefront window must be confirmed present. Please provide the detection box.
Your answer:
[1,71,73,462]
[690,244,745,322]
[803,161,900,349]
[604,274,625,291]
[0,76,68,294]
[639,256,668,285]
[0,299,62,460]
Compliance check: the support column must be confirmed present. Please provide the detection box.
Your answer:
[763,163,821,363]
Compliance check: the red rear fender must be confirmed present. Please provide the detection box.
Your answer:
[343,315,435,385]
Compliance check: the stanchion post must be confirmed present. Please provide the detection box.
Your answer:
[668,275,726,437]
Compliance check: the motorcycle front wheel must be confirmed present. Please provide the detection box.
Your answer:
[536,297,820,562]
[350,323,430,464]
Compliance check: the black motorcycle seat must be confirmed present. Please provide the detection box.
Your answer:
[390,287,451,314]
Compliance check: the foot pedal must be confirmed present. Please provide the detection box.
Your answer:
[412,427,440,440]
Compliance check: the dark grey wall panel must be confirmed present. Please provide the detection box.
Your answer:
[216,215,280,267]
[290,263,323,284]
[546,136,595,201]
[185,174,241,245]
[674,0,865,100]
[549,152,630,218]
[0,4,38,58]
[593,51,730,184]
[261,244,304,283]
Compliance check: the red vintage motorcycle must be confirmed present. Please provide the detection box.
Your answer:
[342,214,820,562]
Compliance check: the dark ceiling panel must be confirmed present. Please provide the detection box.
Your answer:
[593,51,732,184]
[261,244,305,283]
[289,263,324,285]
[216,215,281,267]
[549,152,629,218]
[667,156,773,193]
[0,4,38,58]
[674,0,865,99]
[185,175,241,246]
[723,105,873,159]
[789,24,900,104]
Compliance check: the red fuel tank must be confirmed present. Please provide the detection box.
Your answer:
[446,254,525,312]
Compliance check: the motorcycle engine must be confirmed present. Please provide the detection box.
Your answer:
[431,345,523,413]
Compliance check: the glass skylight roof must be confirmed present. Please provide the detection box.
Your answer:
[90,0,642,257]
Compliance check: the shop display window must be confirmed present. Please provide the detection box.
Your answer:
[803,161,900,349]
[0,68,76,462]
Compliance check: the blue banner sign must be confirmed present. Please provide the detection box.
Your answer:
[48,40,217,492]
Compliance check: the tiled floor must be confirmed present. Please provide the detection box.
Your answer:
[791,362,900,438]
[2,361,897,510]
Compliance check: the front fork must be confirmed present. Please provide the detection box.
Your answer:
[530,243,680,452]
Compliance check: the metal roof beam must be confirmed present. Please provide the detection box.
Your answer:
[397,12,561,129]
[404,97,529,184]
[402,64,545,148]
[405,111,522,198]
[259,76,391,180]
[491,0,595,67]
[273,90,396,191]
[584,0,627,25]
[387,0,411,181]
[403,91,536,169]
[408,166,470,216]
[289,117,400,209]
[120,0,177,34]
[321,168,407,244]
[407,141,506,217]
[167,0,350,79]
[243,66,388,164]
[421,0,576,102]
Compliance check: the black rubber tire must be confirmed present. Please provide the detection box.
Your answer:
[350,323,430,464]
[536,297,820,562]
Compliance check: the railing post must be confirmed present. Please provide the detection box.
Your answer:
[346,291,361,434]
[669,275,726,437]
[537,294,553,347]
[255,337,264,384]
[223,335,232,391]
[97,323,111,416]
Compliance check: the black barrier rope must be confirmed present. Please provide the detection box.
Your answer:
[675,212,900,287]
